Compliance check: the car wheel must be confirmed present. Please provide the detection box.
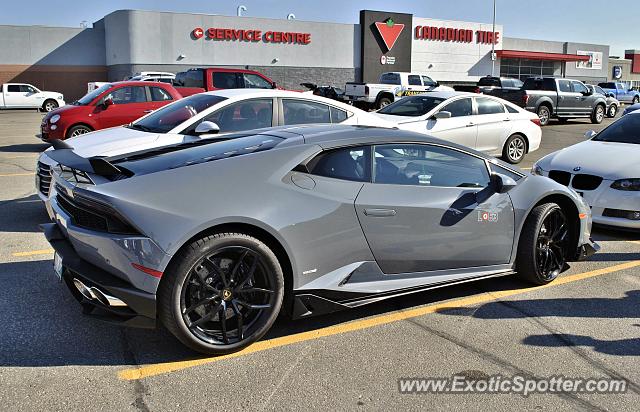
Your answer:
[42,99,58,112]
[591,104,605,124]
[377,96,393,109]
[633,96,639,105]
[536,105,550,126]
[158,232,284,355]
[502,134,527,164]
[66,125,92,138]
[516,203,569,285]
[607,104,618,118]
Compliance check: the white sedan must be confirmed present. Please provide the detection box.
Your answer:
[532,111,640,230]
[36,89,393,212]
[373,91,542,164]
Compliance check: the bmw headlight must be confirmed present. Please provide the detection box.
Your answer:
[531,162,545,176]
[610,179,640,191]
[49,114,60,124]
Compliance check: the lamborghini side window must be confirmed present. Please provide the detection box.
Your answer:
[372,144,490,187]
[308,146,371,182]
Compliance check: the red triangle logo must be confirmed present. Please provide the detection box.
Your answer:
[375,19,405,52]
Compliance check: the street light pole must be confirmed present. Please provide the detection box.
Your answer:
[491,0,496,76]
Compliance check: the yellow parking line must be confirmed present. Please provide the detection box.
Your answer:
[0,172,35,177]
[118,260,640,381]
[12,248,53,257]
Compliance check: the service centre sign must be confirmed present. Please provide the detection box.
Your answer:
[192,27,311,44]
[414,25,500,44]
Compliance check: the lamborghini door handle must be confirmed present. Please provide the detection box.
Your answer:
[143,110,154,113]
[364,208,397,217]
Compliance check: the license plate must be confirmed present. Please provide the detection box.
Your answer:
[53,252,63,281]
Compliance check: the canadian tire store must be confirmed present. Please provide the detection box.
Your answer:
[0,9,611,100]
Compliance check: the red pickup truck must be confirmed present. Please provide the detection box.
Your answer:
[173,68,280,95]
[39,81,183,140]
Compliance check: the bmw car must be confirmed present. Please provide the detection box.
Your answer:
[42,125,597,354]
[532,111,640,230]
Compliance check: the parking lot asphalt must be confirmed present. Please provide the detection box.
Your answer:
[0,110,638,411]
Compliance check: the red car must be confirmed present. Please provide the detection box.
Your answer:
[173,68,282,95]
[39,81,183,140]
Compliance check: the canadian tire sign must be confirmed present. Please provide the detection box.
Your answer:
[360,10,412,83]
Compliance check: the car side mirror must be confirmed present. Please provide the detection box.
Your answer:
[432,111,452,119]
[490,173,517,194]
[584,130,597,139]
[582,90,592,96]
[607,92,615,98]
[194,121,220,135]
[101,98,113,109]
[271,81,278,89]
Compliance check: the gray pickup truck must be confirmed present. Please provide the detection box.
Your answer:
[520,77,607,126]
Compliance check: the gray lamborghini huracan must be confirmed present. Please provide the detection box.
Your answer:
[42,125,598,354]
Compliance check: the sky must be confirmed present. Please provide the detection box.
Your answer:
[1,0,638,57]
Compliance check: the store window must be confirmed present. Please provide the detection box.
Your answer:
[500,58,561,81]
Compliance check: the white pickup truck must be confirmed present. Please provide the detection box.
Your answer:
[0,83,65,112]
[345,72,453,109]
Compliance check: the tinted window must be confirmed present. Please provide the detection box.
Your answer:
[149,87,173,101]
[476,97,505,115]
[330,106,348,123]
[175,70,204,88]
[204,99,273,133]
[373,144,490,187]
[441,98,473,117]
[309,146,370,182]
[378,95,446,117]
[108,86,147,104]
[599,82,616,89]
[505,104,520,114]
[571,81,588,94]
[422,76,436,87]
[594,86,606,95]
[380,73,401,85]
[283,100,331,125]
[134,94,227,134]
[491,164,523,181]
[592,113,640,144]
[512,79,524,88]
[21,85,37,93]
[243,73,273,89]
[478,77,501,87]
[76,83,112,105]
[558,80,572,93]
[523,78,556,91]
[7,85,20,92]
[408,75,422,86]
[213,72,240,89]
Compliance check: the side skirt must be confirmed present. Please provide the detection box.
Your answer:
[292,270,514,319]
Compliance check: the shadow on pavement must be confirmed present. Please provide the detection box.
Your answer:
[0,143,48,153]
[436,290,639,320]
[522,332,640,357]
[0,194,51,233]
